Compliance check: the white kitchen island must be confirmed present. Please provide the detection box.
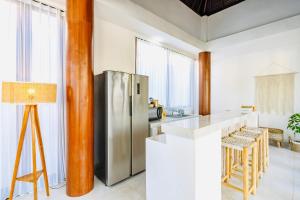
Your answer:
[146,111,258,200]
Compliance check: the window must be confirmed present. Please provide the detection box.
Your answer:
[136,39,198,114]
[0,0,65,199]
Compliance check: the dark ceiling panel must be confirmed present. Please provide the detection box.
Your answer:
[180,0,245,16]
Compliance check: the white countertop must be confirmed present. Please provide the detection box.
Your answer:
[161,111,257,139]
[149,115,199,128]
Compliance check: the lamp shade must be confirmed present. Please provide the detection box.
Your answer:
[1,82,57,104]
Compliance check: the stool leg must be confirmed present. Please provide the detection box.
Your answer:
[265,130,269,170]
[30,109,38,200]
[240,151,243,164]
[233,150,240,167]
[258,138,262,180]
[267,130,269,167]
[9,106,30,200]
[262,132,267,172]
[229,148,232,178]
[33,105,50,196]
[260,138,263,176]
[243,147,249,200]
[277,141,281,148]
[252,145,257,195]
[225,147,230,182]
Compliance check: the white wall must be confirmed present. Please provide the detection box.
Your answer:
[94,18,136,75]
[208,0,300,40]
[47,0,300,45]
[130,0,203,41]
[95,0,205,53]
[211,28,300,140]
[93,16,199,75]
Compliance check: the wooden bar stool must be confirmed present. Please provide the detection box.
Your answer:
[222,136,258,200]
[241,127,269,171]
[231,131,264,184]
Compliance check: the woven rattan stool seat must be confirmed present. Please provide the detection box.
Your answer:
[242,127,264,133]
[222,136,254,150]
[233,131,262,140]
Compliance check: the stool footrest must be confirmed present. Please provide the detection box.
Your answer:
[16,170,43,183]
[222,182,244,192]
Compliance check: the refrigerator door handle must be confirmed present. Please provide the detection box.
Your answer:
[129,96,132,116]
[137,83,140,94]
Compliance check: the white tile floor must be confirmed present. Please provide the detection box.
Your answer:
[16,145,300,200]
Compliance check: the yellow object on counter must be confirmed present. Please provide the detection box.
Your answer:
[162,110,167,120]
[153,100,159,107]
[241,105,256,112]
[149,104,154,108]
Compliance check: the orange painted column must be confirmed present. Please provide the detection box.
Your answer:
[66,0,94,196]
[199,52,211,116]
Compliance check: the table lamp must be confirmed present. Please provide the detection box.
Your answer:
[2,82,57,200]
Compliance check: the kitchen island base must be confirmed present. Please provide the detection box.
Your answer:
[146,112,258,200]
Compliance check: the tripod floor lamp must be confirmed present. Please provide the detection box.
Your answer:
[2,82,57,200]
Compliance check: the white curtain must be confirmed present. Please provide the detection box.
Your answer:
[0,0,66,199]
[136,39,198,114]
[136,39,168,106]
[168,52,195,109]
[255,73,295,115]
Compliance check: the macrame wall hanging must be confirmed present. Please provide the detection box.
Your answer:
[255,73,295,115]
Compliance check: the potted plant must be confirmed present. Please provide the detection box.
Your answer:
[287,113,300,152]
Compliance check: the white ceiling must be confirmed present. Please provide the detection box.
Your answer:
[94,0,206,55]
[46,0,300,53]
[130,0,204,41]
[207,0,300,40]
[48,0,64,6]
[132,0,300,42]
[50,0,300,40]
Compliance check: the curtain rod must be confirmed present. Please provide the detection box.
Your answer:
[137,37,196,60]
[32,0,64,12]
[16,0,65,12]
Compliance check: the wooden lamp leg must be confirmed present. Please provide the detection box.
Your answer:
[30,107,38,200]
[9,105,50,200]
[9,105,30,200]
[33,105,50,196]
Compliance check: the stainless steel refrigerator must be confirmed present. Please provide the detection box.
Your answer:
[94,70,149,186]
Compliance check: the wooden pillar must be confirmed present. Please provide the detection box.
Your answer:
[199,52,211,115]
[66,0,94,196]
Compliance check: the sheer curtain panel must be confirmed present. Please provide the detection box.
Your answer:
[136,39,198,114]
[168,51,196,111]
[136,39,168,106]
[0,0,66,199]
